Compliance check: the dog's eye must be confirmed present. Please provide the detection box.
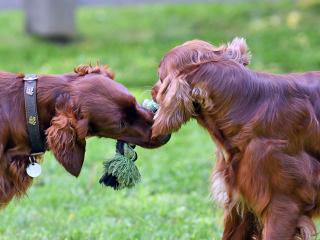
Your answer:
[121,104,138,127]
[193,102,201,115]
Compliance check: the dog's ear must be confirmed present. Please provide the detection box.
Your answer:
[226,37,251,66]
[152,75,194,137]
[46,94,88,177]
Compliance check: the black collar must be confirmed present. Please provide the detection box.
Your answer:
[24,74,45,155]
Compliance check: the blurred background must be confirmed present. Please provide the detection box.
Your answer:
[0,0,320,239]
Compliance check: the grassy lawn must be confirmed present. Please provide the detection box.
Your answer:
[0,1,320,239]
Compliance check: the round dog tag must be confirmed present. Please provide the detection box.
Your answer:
[26,162,42,178]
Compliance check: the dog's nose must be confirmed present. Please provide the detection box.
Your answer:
[158,134,171,144]
[147,131,172,148]
[151,133,171,145]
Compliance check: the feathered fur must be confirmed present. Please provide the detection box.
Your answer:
[0,64,167,208]
[152,37,320,239]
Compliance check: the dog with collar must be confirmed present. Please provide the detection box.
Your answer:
[0,64,168,208]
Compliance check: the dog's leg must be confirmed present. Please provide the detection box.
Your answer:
[0,151,32,208]
[222,204,260,240]
[261,194,300,240]
[212,148,261,239]
[0,125,13,208]
[0,131,32,208]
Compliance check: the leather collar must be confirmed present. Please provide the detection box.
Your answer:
[24,74,45,155]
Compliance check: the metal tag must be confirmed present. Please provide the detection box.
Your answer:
[26,162,42,178]
[26,86,34,96]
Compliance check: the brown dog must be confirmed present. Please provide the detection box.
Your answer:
[151,38,320,239]
[0,64,168,208]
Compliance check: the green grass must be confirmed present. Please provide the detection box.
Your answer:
[1,1,320,239]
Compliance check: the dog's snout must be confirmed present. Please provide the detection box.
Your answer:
[151,133,171,145]
[137,103,155,125]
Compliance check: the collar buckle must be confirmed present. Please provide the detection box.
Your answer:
[24,74,38,81]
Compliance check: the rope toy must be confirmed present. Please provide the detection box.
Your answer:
[99,99,159,190]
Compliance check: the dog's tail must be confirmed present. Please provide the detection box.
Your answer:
[226,37,251,66]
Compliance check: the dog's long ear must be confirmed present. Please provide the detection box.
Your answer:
[226,37,251,66]
[46,94,88,177]
[152,75,194,137]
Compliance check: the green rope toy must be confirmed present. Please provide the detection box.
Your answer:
[99,99,160,190]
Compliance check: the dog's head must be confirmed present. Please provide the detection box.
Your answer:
[46,64,168,177]
[151,37,251,138]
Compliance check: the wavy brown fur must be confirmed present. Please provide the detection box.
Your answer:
[74,64,115,79]
[0,63,167,208]
[152,37,320,239]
